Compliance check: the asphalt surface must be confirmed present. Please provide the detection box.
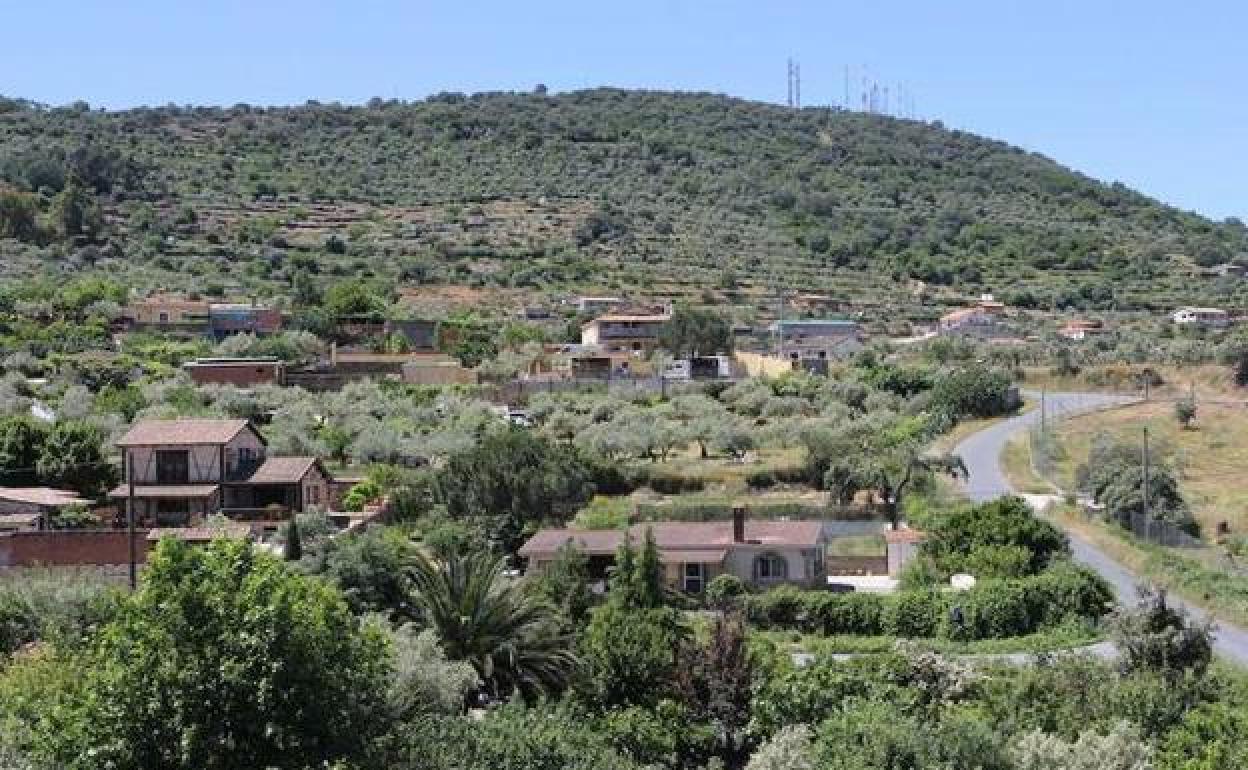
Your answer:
[952,391,1248,666]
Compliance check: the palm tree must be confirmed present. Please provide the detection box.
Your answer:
[406,549,579,701]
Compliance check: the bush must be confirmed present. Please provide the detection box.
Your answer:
[743,565,1111,640]
[885,589,946,638]
[705,574,748,608]
[745,470,776,489]
[645,473,705,495]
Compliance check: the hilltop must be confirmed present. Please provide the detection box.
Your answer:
[1,89,1246,319]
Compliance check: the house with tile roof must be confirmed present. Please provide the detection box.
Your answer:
[108,419,332,527]
[518,507,828,592]
[0,487,93,531]
[581,312,672,353]
[768,319,865,373]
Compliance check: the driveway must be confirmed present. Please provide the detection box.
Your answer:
[952,392,1248,666]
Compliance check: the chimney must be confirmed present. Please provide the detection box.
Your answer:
[732,505,746,543]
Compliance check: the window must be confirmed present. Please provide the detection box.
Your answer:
[753,553,788,582]
[158,312,169,323]
[155,450,190,484]
[683,563,705,593]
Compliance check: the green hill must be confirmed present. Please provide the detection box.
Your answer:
[1,89,1245,318]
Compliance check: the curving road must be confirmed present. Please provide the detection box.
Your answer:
[952,392,1248,665]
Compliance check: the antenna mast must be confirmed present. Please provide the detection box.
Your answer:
[786,58,793,107]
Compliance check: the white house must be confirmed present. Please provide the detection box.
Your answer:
[1172,307,1229,328]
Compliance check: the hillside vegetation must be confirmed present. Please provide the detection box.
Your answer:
[2,89,1246,317]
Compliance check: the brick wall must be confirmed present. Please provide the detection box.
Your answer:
[0,530,153,568]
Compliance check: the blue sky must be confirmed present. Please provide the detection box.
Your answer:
[3,0,1244,219]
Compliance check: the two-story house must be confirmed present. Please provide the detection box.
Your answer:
[769,319,865,370]
[109,419,331,527]
[581,312,672,353]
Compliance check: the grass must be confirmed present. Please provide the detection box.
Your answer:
[648,445,806,487]
[1000,433,1057,495]
[1048,400,1248,537]
[754,620,1103,657]
[998,403,1248,629]
[1020,364,1242,402]
[1050,503,1248,629]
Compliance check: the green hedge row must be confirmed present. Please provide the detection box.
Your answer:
[634,500,884,523]
[742,562,1113,640]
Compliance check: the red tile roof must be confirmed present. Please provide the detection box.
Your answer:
[242,456,320,485]
[0,513,42,527]
[108,484,220,499]
[518,520,824,558]
[0,487,89,507]
[117,419,256,446]
[884,528,927,544]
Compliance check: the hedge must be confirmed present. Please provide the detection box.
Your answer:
[634,500,883,523]
[742,562,1112,640]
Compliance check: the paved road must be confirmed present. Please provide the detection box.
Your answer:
[952,392,1248,666]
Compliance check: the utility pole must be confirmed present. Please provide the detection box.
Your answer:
[1040,388,1047,433]
[126,457,137,591]
[1142,425,1151,541]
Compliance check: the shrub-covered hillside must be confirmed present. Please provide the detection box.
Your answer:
[1,89,1245,314]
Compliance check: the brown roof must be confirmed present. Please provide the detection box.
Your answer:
[586,314,672,325]
[117,419,256,447]
[0,487,89,507]
[147,525,251,543]
[108,484,220,499]
[241,456,319,485]
[884,528,927,544]
[940,307,988,324]
[519,520,824,558]
[0,513,42,527]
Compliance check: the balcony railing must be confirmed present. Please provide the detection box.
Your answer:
[221,506,290,523]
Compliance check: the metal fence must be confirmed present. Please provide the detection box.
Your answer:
[1029,388,1211,549]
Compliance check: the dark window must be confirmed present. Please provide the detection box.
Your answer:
[683,563,705,593]
[753,553,789,582]
[155,450,190,484]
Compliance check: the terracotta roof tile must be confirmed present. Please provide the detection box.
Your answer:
[108,484,220,499]
[242,456,318,484]
[117,419,254,446]
[0,487,89,507]
[519,520,824,557]
[884,528,927,544]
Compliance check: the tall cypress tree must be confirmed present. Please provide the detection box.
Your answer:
[284,513,303,562]
[634,528,665,609]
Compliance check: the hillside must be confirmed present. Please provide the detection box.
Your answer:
[2,89,1246,319]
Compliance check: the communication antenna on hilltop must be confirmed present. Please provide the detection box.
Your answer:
[786,58,793,107]
[795,62,801,108]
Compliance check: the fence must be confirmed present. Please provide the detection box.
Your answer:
[1028,388,1208,549]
